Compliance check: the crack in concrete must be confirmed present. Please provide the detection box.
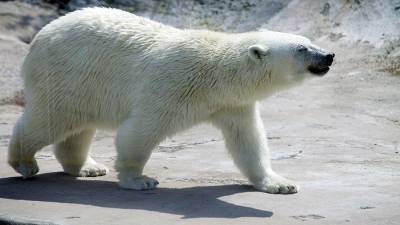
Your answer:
[165,177,247,185]
[272,150,303,160]
[291,214,326,221]
[156,139,219,153]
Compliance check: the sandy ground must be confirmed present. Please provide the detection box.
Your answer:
[0,62,399,225]
[0,1,399,225]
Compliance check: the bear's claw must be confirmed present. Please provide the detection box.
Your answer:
[11,159,39,179]
[63,162,109,177]
[118,175,159,190]
[253,174,299,194]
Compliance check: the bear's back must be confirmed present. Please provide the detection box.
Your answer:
[31,7,178,50]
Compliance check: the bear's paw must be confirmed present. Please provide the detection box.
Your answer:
[118,175,159,190]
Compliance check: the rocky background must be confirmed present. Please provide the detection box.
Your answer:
[0,1,399,225]
[0,0,399,104]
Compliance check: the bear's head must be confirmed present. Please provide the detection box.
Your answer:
[242,30,334,95]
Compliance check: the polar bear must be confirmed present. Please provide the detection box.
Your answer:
[8,7,334,194]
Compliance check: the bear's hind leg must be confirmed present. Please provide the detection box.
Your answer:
[8,111,55,178]
[54,128,108,177]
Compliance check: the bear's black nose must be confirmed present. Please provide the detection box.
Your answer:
[326,53,335,65]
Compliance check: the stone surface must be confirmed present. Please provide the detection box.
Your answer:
[0,65,399,224]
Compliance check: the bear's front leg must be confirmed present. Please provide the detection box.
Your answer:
[115,115,165,190]
[211,104,298,194]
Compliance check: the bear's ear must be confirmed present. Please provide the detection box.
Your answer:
[248,45,269,62]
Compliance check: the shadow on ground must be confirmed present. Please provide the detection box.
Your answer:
[0,173,273,219]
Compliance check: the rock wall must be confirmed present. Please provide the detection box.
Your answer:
[0,0,399,105]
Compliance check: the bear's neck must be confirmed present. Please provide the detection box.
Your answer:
[180,30,271,106]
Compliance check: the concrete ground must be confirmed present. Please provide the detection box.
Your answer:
[0,63,399,224]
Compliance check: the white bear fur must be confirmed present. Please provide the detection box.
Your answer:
[8,7,322,194]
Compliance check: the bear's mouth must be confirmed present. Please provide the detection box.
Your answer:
[307,66,330,76]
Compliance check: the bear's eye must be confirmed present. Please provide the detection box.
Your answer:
[297,45,308,52]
